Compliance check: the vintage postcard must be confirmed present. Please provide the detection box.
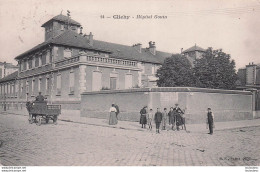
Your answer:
[0,0,259,171]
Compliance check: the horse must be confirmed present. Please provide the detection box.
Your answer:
[26,101,36,123]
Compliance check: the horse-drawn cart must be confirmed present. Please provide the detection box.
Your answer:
[26,101,61,126]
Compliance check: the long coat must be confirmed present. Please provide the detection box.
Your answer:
[154,112,163,123]
[140,108,147,124]
[168,111,175,125]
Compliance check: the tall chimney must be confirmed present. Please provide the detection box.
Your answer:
[89,32,93,46]
[149,41,156,55]
[79,27,83,35]
[133,43,142,53]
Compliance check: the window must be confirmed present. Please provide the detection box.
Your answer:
[92,71,102,91]
[57,74,61,95]
[9,83,12,95]
[151,65,155,75]
[28,59,33,69]
[46,77,50,95]
[6,83,9,95]
[15,82,18,96]
[39,55,42,66]
[26,80,29,94]
[125,73,133,89]
[110,77,117,90]
[12,84,15,96]
[69,71,75,94]
[42,54,46,65]
[38,78,42,92]
[20,82,23,98]
[35,57,39,67]
[64,48,72,58]
[23,60,27,71]
[61,24,64,31]
[46,51,51,64]
[32,79,35,96]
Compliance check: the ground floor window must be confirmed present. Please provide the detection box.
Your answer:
[69,70,75,94]
[110,77,117,90]
[57,73,61,95]
[125,73,133,89]
[92,70,102,91]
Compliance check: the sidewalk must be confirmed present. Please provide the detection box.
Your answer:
[1,108,260,132]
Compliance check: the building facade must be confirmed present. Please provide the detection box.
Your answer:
[0,14,172,109]
[0,62,18,79]
[237,63,260,87]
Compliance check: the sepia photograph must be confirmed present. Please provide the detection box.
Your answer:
[0,0,259,171]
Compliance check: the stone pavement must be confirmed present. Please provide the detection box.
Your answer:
[1,108,260,133]
[0,109,260,166]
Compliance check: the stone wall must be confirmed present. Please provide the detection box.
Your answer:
[80,87,253,123]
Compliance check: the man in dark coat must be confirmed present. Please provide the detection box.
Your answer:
[154,108,163,134]
[114,104,120,119]
[35,92,45,102]
[206,108,214,135]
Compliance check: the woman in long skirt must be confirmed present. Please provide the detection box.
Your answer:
[109,104,118,125]
[140,106,148,128]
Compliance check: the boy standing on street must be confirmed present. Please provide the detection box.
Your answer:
[162,108,167,130]
[154,108,163,134]
[206,108,214,135]
[147,108,153,130]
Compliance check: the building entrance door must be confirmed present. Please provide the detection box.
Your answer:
[110,77,117,90]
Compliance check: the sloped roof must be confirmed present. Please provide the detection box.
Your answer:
[93,40,172,64]
[0,71,18,83]
[15,30,112,60]
[15,30,172,63]
[41,14,81,27]
[183,45,206,53]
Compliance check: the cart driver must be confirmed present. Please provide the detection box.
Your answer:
[35,92,46,102]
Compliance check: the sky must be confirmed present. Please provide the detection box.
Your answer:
[0,0,260,70]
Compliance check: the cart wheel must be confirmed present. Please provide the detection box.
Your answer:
[36,116,41,126]
[53,115,58,125]
[29,119,33,124]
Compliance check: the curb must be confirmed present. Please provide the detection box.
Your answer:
[1,110,260,132]
[0,111,142,131]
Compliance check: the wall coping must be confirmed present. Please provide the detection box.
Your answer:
[81,87,252,95]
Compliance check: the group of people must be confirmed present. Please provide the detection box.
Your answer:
[109,103,215,135]
[140,103,186,134]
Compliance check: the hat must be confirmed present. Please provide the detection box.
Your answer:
[207,108,211,110]
[175,103,179,105]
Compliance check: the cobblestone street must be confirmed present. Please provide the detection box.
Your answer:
[0,113,259,166]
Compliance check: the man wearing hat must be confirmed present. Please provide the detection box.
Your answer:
[35,92,45,102]
[206,108,214,135]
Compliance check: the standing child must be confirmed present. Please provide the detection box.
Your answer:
[147,109,153,130]
[206,108,214,135]
[154,108,163,134]
[162,108,167,130]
